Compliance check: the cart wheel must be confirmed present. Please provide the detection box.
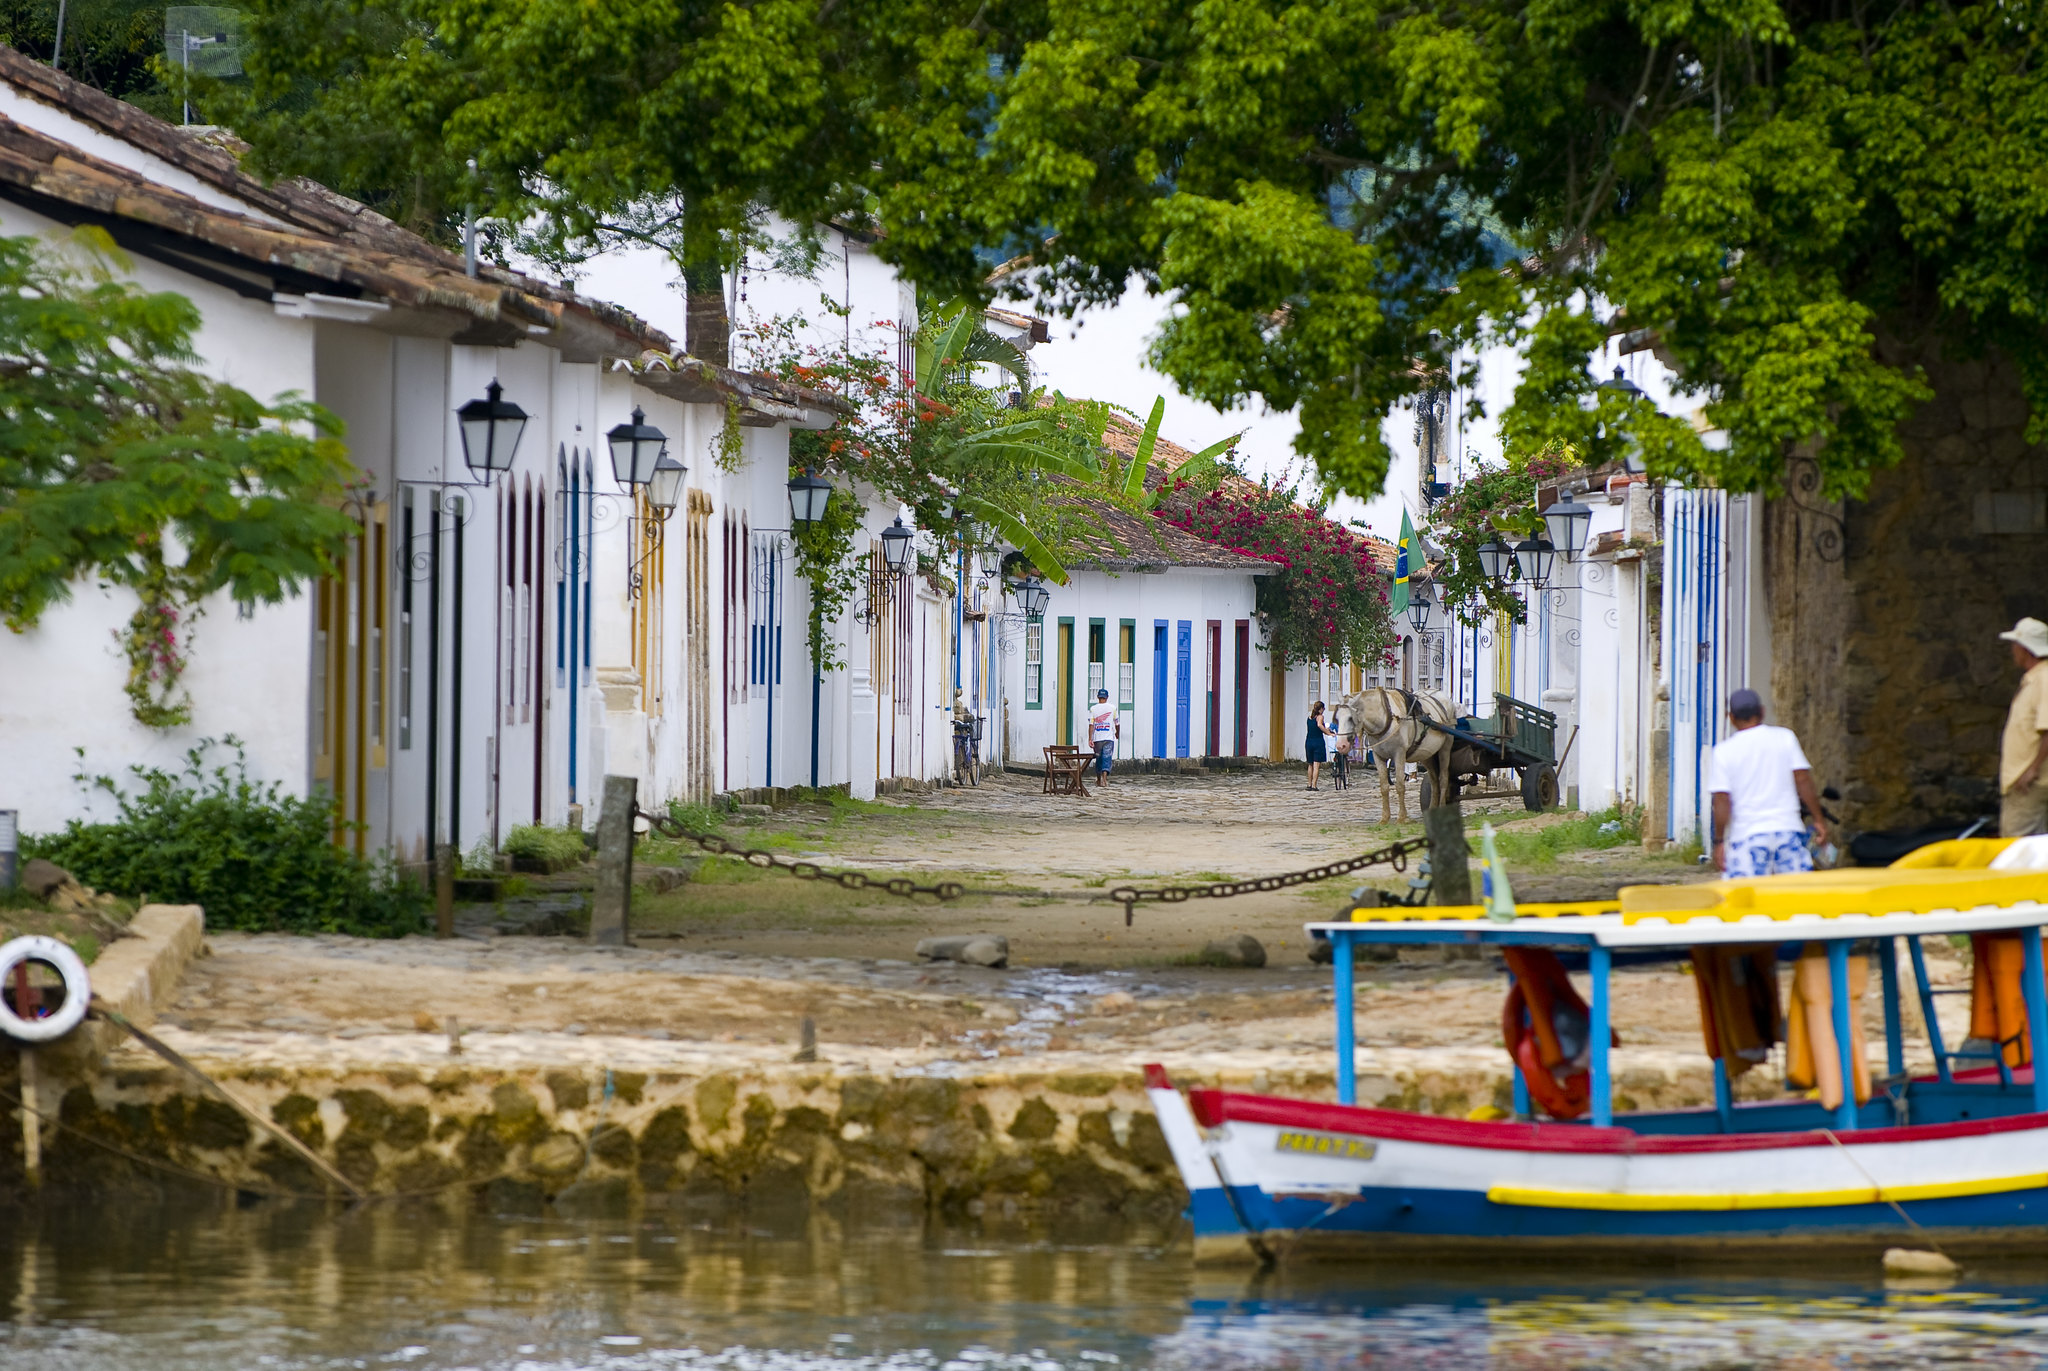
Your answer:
[1521,764,1559,812]
[1418,774,1460,811]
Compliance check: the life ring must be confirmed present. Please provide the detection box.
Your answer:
[0,935,91,1043]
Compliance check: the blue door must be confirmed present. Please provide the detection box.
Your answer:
[1175,620,1192,758]
[1152,622,1168,758]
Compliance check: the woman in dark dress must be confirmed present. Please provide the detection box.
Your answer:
[1305,700,1334,790]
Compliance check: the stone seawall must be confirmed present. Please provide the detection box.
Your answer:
[2,1038,1753,1211]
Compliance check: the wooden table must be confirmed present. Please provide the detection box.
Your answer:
[1043,745,1092,797]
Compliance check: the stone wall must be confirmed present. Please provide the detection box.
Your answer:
[0,1051,1739,1209]
[1772,349,2048,833]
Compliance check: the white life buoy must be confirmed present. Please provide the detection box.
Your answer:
[0,935,91,1043]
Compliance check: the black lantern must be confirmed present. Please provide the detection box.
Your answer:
[1597,365,1643,400]
[787,471,833,527]
[1017,579,1050,620]
[1407,584,1436,634]
[607,406,668,488]
[456,379,527,477]
[1476,534,1515,582]
[1514,535,1557,587]
[1542,491,1594,561]
[647,454,687,514]
[880,516,914,573]
[977,544,1003,579]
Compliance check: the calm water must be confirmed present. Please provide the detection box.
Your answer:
[7,1198,2048,1369]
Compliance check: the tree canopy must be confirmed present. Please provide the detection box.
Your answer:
[0,232,356,726]
[221,0,2048,500]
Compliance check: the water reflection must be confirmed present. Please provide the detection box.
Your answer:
[6,1198,2048,1369]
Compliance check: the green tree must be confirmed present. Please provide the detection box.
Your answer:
[0,231,358,727]
[220,0,2039,505]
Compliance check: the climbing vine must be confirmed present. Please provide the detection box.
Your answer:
[790,487,866,673]
[712,393,746,471]
[1428,445,1576,624]
[116,547,198,729]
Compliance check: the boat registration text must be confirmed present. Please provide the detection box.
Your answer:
[1275,1130,1377,1160]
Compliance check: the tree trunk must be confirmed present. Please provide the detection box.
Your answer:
[682,209,728,367]
[1770,345,2048,836]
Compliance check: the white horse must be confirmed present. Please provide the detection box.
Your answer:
[1331,687,1459,823]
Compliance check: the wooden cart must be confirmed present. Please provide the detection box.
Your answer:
[1416,691,1560,811]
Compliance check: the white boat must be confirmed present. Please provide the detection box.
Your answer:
[1147,840,2048,1261]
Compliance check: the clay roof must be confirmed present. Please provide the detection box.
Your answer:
[0,45,848,420]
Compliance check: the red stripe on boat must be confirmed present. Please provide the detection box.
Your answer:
[1186,1089,2048,1153]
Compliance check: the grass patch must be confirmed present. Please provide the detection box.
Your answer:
[1485,807,1642,869]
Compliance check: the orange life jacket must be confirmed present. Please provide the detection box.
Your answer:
[1500,947,1618,1121]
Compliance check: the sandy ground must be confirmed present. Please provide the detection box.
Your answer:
[149,770,1941,1095]
[615,767,1706,966]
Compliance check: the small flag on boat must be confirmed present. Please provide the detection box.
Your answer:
[1479,821,1517,922]
[1391,508,1416,615]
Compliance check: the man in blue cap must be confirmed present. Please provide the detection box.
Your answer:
[1707,688,1830,876]
[1088,688,1118,785]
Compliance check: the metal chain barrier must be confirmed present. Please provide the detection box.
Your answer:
[1106,836,1432,926]
[638,805,1432,925]
[635,805,969,902]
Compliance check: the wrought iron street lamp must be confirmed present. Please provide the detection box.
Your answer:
[606,406,668,489]
[1407,583,1436,634]
[1542,491,1594,561]
[880,517,914,574]
[456,380,527,479]
[647,454,687,514]
[1597,366,1649,474]
[977,544,1003,579]
[787,471,833,528]
[1476,534,1515,583]
[1514,535,1557,588]
[1016,579,1050,620]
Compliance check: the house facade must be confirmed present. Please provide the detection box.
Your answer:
[0,50,874,861]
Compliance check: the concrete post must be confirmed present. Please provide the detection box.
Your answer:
[590,774,638,946]
[1425,805,1473,906]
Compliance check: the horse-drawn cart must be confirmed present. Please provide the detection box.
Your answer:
[1416,691,1560,811]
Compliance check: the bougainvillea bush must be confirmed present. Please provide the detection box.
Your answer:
[1156,479,1397,671]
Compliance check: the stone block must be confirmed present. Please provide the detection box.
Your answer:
[1194,934,1266,968]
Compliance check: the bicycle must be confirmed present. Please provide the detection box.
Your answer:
[952,715,982,787]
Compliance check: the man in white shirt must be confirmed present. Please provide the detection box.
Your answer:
[1707,688,1830,877]
[1089,688,1119,785]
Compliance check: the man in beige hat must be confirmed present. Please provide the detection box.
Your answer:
[1999,617,2048,836]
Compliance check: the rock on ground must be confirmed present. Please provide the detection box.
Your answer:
[1198,935,1266,968]
[915,935,1010,968]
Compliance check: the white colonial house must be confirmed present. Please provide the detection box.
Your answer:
[0,49,887,864]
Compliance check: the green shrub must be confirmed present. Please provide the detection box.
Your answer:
[25,739,426,937]
[502,824,588,871]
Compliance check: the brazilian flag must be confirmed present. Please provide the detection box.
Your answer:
[1390,509,1416,615]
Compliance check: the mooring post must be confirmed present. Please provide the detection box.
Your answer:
[434,845,455,940]
[590,774,638,947]
[1423,805,1472,905]
[18,1046,39,1189]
